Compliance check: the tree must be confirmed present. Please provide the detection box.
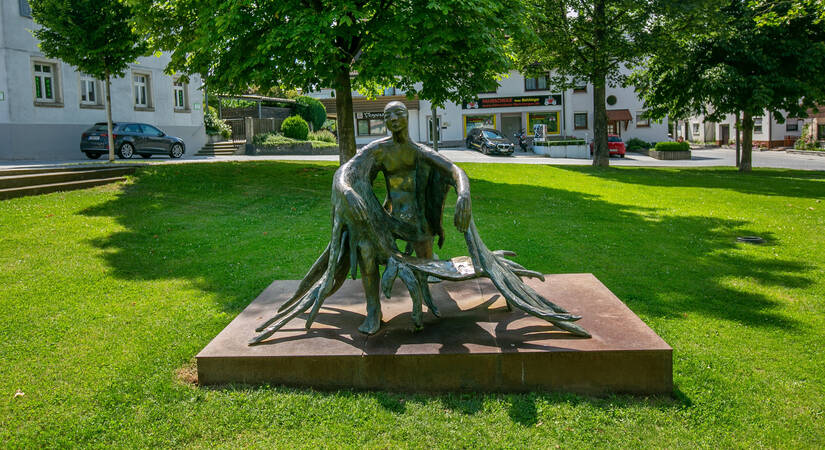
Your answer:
[513,0,704,166]
[31,0,148,162]
[130,0,520,163]
[631,0,825,171]
[295,96,327,131]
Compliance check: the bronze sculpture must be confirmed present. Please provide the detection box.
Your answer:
[250,101,590,345]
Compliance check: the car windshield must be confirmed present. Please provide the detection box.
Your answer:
[608,136,622,142]
[91,124,109,132]
[483,130,504,139]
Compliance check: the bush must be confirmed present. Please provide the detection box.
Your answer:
[204,106,231,139]
[281,116,309,140]
[252,132,298,147]
[308,130,337,143]
[626,138,650,151]
[655,141,690,151]
[295,96,327,131]
[794,124,821,150]
[322,119,337,133]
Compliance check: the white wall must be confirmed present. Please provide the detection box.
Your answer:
[1,1,206,160]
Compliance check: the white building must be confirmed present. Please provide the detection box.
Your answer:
[0,0,207,160]
[676,112,804,148]
[310,70,669,148]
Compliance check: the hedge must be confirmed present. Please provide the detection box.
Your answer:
[533,140,586,147]
[654,141,690,151]
[295,96,327,131]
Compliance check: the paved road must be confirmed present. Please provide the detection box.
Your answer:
[3,147,825,171]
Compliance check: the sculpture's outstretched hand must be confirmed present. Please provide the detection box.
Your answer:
[454,193,471,232]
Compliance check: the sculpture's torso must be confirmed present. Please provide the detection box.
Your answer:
[373,140,429,238]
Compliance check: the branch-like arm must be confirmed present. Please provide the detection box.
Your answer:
[421,147,471,231]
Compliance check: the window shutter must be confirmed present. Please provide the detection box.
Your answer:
[20,0,32,17]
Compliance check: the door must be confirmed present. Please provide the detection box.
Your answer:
[720,125,730,145]
[607,120,620,136]
[501,114,522,144]
[427,116,441,144]
[141,124,167,152]
[122,123,145,151]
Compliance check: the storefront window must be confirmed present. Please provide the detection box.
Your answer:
[464,114,496,137]
[356,112,387,136]
[527,112,560,135]
[818,124,825,140]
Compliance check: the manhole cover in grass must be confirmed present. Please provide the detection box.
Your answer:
[736,236,766,244]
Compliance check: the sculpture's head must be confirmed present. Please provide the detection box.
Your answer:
[384,101,408,134]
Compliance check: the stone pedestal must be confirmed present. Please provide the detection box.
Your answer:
[197,274,672,395]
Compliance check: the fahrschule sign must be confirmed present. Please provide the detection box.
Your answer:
[462,95,562,110]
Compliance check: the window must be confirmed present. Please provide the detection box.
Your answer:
[692,123,700,135]
[141,124,164,136]
[818,124,825,140]
[19,0,31,17]
[173,79,188,110]
[636,111,650,127]
[79,74,100,106]
[573,85,587,93]
[786,120,799,132]
[132,72,152,109]
[528,112,560,135]
[383,87,398,96]
[606,95,617,106]
[33,62,60,105]
[574,112,588,129]
[524,75,548,91]
[464,115,496,137]
[357,119,386,136]
[753,116,763,134]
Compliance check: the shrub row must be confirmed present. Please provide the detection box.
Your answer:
[654,141,690,151]
[533,140,586,147]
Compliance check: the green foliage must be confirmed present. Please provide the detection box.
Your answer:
[204,106,231,139]
[30,0,148,80]
[626,138,652,151]
[655,141,690,151]
[220,98,257,109]
[281,116,309,140]
[252,132,298,146]
[308,130,337,143]
[794,125,821,150]
[294,96,327,131]
[129,0,522,161]
[322,119,337,133]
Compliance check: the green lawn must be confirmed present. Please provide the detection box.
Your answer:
[1,162,823,447]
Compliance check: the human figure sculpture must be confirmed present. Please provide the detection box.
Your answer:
[250,101,590,345]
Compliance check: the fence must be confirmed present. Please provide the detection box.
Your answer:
[223,117,283,142]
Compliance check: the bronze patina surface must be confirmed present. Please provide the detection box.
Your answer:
[199,275,672,394]
[251,102,589,344]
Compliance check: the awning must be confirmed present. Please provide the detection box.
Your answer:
[607,109,633,121]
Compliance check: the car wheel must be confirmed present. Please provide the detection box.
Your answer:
[118,143,134,159]
[169,143,184,159]
[84,152,101,160]
[140,154,152,159]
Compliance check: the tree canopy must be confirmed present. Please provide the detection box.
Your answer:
[131,0,520,163]
[31,0,148,161]
[631,0,825,171]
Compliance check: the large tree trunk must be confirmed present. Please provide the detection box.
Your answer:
[740,112,753,172]
[105,71,115,162]
[335,68,356,164]
[735,112,740,168]
[431,104,439,152]
[591,0,609,167]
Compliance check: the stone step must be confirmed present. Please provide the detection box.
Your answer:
[196,150,239,156]
[0,167,136,190]
[0,176,127,200]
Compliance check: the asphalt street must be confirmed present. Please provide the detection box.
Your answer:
[3,147,825,171]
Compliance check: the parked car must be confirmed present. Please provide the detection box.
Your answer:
[80,122,186,159]
[589,134,626,158]
[465,128,514,156]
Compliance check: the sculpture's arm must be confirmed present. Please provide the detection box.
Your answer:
[421,149,472,232]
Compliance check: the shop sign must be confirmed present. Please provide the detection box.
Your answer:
[462,95,562,110]
[357,111,385,120]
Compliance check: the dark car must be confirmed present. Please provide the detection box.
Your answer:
[589,134,626,158]
[465,128,514,155]
[80,122,186,159]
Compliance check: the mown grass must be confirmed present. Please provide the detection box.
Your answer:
[1,162,824,448]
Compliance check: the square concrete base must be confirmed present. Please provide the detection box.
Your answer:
[197,274,672,395]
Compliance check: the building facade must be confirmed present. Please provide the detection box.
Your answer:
[310,71,669,148]
[676,112,804,148]
[0,0,207,160]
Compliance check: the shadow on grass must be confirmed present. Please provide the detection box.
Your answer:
[79,162,815,419]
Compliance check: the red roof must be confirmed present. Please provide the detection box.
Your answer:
[606,109,633,121]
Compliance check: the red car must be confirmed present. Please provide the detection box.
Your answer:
[590,134,626,158]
